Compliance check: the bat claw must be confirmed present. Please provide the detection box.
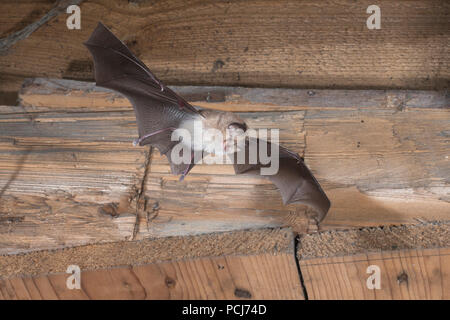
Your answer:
[179,174,185,182]
[132,138,140,146]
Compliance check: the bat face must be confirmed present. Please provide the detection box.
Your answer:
[224,124,247,154]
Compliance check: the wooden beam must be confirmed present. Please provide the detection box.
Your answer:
[0,254,304,300]
[300,248,449,300]
[1,223,448,300]
[18,78,449,113]
[0,107,146,254]
[0,0,449,97]
[0,228,305,300]
[297,222,450,300]
[0,78,448,254]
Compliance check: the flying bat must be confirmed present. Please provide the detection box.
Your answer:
[84,22,331,222]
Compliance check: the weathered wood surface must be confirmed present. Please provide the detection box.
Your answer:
[300,248,449,300]
[18,78,450,113]
[0,0,449,100]
[0,102,145,254]
[0,78,449,254]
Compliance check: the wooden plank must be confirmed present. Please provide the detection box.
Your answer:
[3,247,447,300]
[0,253,304,300]
[0,0,449,98]
[1,79,449,253]
[300,248,449,300]
[2,223,449,300]
[297,222,450,300]
[18,78,449,113]
[0,228,303,300]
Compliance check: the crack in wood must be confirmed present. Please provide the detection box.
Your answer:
[294,235,309,300]
[132,146,152,240]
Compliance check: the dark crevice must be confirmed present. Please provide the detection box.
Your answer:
[294,235,309,300]
[132,146,152,240]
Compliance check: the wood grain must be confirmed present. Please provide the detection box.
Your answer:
[0,108,146,254]
[18,78,450,113]
[0,78,448,254]
[0,0,448,99]
[1,224,448,300]
[300,248,449,300]
[0,253,304,300]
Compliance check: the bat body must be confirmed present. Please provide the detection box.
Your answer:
[85,22,331,222]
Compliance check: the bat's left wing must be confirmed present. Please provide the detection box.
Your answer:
[233,138,331,222]
[84,22,203,178]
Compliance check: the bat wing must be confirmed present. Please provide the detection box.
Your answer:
[233,138,331,222]
[84,22,203,177]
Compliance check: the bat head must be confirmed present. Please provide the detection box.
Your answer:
[224,122,247,154]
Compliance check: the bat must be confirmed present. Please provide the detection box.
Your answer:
[84,22,331,222]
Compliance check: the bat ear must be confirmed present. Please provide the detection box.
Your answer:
[228,122,247,132]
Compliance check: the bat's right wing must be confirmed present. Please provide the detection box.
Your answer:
[233,138,331,222]
[84,22,203,177]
